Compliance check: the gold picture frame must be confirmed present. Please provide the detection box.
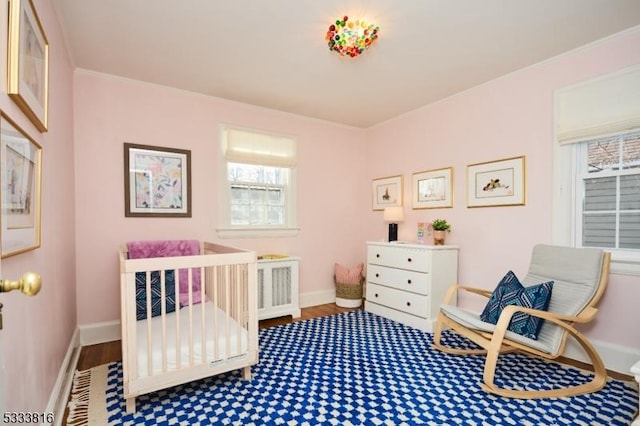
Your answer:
[7,0,49,132]
[372,175,403,210]
[412,167,453,209]
[467,156,526,207]
[124,143,192,217]
[0,112,42,258]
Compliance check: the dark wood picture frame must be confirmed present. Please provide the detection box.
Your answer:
[124,143,191,217]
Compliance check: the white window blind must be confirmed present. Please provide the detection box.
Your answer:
[555,65,640,145]
[222,127,297,166]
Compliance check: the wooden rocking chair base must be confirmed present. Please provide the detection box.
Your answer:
[432,245,611,400]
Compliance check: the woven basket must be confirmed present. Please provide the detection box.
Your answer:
[335,282,363,299]
[334,275,364,300]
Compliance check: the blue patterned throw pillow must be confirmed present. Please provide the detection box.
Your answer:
[136,270,177,320]
[480,270,554,340]
[480,270,522,324]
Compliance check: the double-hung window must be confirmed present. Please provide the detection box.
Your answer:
[217,125,298,238]
[577,133,640,249]
[553,65,640,275]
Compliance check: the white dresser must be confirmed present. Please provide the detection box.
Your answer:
[365,242,458,332]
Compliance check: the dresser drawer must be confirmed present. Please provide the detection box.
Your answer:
[367,264,429,295]
[367,245,430,272]
[366,283,430,319]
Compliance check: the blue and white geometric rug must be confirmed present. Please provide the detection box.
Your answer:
[93,310,637,425]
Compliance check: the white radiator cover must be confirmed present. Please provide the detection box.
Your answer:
[257,257,301,320]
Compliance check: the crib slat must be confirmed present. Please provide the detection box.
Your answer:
[212,265,219,361]
[160,270,168,374]
[145,271,153,378]
[187,268,195,367]
[237,265,244,350]
[225,265,231,359]
[197,268,205,365]
[175,285,181,370]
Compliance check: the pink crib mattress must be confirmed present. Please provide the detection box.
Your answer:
[135,300,248,377]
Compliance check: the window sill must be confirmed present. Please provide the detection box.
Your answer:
[216,227,300,239]
[611,254,640,276]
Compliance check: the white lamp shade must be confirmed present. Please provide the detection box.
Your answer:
[383,206,404,222]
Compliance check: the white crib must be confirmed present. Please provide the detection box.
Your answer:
[119,241,258,414]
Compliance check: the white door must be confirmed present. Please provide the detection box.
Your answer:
[0,259,4,416]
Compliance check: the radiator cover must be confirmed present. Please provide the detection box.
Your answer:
[257,258,301,320]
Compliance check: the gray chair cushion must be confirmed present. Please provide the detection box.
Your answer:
[440,244,604,356]
[523,244,604,355]
[440,304,553,354]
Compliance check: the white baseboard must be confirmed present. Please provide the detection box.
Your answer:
[563,337,640,375]
[46,328,80,426]
[79,320,121,346]
[299,289,335,308]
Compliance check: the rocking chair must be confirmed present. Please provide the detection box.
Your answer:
[433,244,611,399]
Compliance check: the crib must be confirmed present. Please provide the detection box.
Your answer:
[119,240,258,414]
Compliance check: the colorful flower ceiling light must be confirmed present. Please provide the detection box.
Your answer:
[326,16,379,58]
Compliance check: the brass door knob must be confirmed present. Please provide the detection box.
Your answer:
[0,272,42,296]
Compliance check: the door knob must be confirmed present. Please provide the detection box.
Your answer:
[0,272,42,296]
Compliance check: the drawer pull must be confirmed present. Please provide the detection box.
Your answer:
[407,279,412,284]
[375,273,380,278]
[376,253,380,258]
[407,258,412,262]
[375,293,379,298]
[406,301,411,307]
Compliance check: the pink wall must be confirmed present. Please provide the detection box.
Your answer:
[364,28,640,348]
[0,0,76,412]
[73,73,369,324]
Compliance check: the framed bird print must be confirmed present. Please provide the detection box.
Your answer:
[467,156,525,208]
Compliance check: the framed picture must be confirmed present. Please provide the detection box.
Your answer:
[0,112,42,258]
[412,167,453,209]
[124,143,191,217]
[372,175,403,210]
[7,0,49,132]
[467,156,526,208]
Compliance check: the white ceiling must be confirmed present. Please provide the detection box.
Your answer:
[53,0,640,128]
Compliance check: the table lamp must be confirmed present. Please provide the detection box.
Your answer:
[383,206,404,242]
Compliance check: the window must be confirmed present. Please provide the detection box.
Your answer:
[577,132,640,250]
[553,65,640,275]
[217,125,298,238]
[228,163,289,226]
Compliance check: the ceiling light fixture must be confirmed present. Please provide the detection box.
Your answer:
[326,16,379,58]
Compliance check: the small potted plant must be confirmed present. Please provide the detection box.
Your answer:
[431,219,451,245]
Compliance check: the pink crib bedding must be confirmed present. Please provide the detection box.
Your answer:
[127,240,203,306]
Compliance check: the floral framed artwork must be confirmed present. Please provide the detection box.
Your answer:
[412,167,453,209]
[467,156,525,208]
[7,0,49,132]
[0,112,42,258]
[372,175,403,210]
[124,143,191,217]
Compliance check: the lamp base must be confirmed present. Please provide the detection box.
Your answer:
[388,223,398,242]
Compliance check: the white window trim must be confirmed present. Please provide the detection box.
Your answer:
[216,125,299,239]
[552,142,640,276]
